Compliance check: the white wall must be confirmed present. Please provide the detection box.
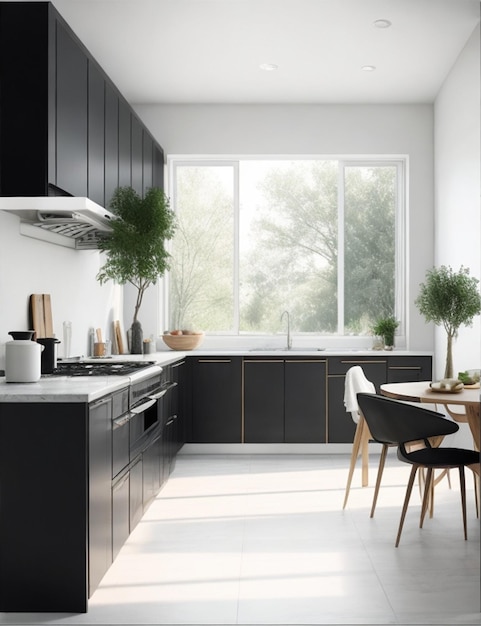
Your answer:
[434,24,481,380]
[134,102,435,350]
[0,210,121,368]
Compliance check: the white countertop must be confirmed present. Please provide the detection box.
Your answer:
[0,349,432,403]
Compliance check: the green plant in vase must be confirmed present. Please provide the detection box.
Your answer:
[97,186,176,353]
[415,265,481,378]
[371,316,399,350]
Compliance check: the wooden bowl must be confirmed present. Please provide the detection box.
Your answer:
[162,332,204,351]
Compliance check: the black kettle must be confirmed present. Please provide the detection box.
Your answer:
[36,337,61,374]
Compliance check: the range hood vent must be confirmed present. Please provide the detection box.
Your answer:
[0,197,116,249]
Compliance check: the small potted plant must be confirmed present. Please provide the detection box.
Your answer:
[97,186,176,353]
[415,265,481,378]
[371,316,399,350]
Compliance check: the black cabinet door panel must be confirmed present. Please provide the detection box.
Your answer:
[131,115,143,195]
[244,360,284,443]
[285,360,327,443]
[191,358,242,442]
[104,83,119,207]
[118,99,131,188]
[88,61,105,206]
[55,21,88,196]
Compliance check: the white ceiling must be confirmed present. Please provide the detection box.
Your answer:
[47,0,480,104]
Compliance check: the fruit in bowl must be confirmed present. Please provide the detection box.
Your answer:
[162,330,204,350]
[458,370,480,385]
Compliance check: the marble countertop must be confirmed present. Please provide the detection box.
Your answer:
[0,348,432,403]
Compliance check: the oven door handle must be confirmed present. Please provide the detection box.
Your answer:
[149,381,178,401]
[113,414,132,429]
[130,398,157,414]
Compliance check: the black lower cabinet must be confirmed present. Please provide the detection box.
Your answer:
[112,470,130,560]
[129,455,144,532]
[327,356,433,442]
[89,396,113,596]
[243,359,327,443]
[327,357,387,443]
[191,357,242,442]
[244,360,285,443]
[284,360,327,443]
[143,432,162,509]
[0,402,89,612]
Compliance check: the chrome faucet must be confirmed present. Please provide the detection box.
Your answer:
[281,310,292,350]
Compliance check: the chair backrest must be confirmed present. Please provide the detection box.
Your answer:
[344,366,376,424]
[356,393,459,445]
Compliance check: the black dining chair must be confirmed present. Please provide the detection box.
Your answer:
[356,393,479,547]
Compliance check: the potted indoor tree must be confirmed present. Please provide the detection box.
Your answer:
[97,186,176,353]
[415,265,481,378]
[371,316,399,350]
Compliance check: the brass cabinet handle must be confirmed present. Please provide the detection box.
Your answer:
[197,359,232,363]
[340,359,387,364]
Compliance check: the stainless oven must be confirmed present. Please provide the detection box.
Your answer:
[128,369,175,460]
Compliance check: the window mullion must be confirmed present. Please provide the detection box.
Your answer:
[337,163,345,335]
[233,161,240,333]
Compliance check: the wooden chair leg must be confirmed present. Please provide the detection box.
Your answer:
[395,465,418,548]
[459,466,468,540]
[474,472,479,518]
[361,423,369,487]
[420,467,433,528]
[370,443,388,518]
[342,417,365,509]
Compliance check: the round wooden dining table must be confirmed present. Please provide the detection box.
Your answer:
[380,381,481,451]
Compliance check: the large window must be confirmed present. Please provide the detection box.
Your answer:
[166,157,405,342]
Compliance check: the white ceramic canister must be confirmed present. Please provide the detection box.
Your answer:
[5,339,43,382]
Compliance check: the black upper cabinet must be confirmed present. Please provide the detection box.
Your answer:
[118,98,132,189]
[0,1,164,202]
[153,145,165,190]
[131,115,143,195]
[143,131,154,195]
[88,62,106,206]
[104,82,119,206]
[0,2,50,196]
[55,20,88,196]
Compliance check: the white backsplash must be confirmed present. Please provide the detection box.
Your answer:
[0,210,121,368]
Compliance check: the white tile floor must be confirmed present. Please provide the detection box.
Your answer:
[1,451,480,625]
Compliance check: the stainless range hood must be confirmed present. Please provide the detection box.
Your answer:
[0,197,116,249]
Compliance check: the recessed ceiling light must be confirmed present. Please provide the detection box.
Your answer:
[259,63,278,71]
[374,19,392,28]
[361,65,376,72]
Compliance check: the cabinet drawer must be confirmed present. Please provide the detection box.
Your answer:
[327,356,387,376]
[387,356,432,382]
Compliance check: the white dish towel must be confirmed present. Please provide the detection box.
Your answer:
[343,365,376,423]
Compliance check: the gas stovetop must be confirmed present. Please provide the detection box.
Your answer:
[47,361,157,377]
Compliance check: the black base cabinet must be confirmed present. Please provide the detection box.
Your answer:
[244,359,285,443]
[327,355,432,442]
[89,396,113,598]
[0,402,89,612]
[0,370,187,613]
[189,354,432,445]
[112,470,130,560]
[190,357,242,442]
[243,359,327,443]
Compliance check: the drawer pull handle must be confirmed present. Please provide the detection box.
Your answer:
[198,359,232,363]
[340,360,387,364]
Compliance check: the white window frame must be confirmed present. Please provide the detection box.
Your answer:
[163,154,407,350]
